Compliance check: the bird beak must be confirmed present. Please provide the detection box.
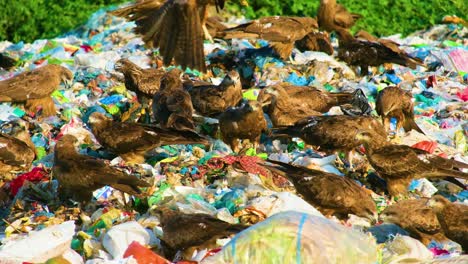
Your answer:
[114,61,123,71]
[61,76,72,89]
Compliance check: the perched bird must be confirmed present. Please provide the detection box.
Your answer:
[53,134,150,203]
[110,0,228,72]
[380,198,450,246]
[0,53,17,70]
[153,68,195,131]
[88,112,209,164]
[0,64,73,117]
[114,58,165,118]
[186,70,243,116]
[0,120,36,175]
[261,159,378,223]
[271,115,387,168]
[153,206,248,259]
[223,16,319,59]
[295,31,334,55]
[427,195,468,250]
[257,84,371,126]
[376,86,424,134]
[317,0,361,32]
[357,132,468,197]
[336,28,424,76]
[219,100,267,152]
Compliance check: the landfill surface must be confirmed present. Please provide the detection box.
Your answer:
[0,6,467,264]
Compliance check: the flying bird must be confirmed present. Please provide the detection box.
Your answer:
[88,112,209,164]
[0,120,36,175]
[376,86,424,134]
[114,58,165,118]
[317,0,361,32]
[110,0,229,72]
[186,70,243,116]
[0,53,17,70]
[272,115,388,168]
[357,132,468,197]
[335,28,424,75]
[0,64,73,117]
[152,206,248,259]
[295,31,334,55]
[380,198,450,245]
[257,84,371,127]
[53,134,150,203]
[152,68,195,131]
[261,159,378,223]
[223,16,319,59]
[219,100,267,152]
[427,195,468,250]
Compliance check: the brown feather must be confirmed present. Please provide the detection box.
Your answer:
[381,199,450,245]
[53,134,150,203]
[318,0,361,32]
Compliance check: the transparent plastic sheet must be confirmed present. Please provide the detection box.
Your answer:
[202,211,378,264]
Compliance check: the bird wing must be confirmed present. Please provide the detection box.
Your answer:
[0,134,34,166]
[0,67,59,101]
[98,122,160,154]
[142,0,206,72]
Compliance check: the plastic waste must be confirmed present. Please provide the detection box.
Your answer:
[382,235,433,264]
[202,211,378,264]
[102,221,151,259]
[0,221,75,263]
[123,241,169,264]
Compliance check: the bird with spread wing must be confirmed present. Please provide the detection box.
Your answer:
[110,0,231,72]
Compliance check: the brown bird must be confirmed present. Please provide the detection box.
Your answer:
[261,159,378,223]
[153,206,248,259]
[223,16,318,60]
[0,53,17,71]
[295,31,334,55]
[380,198,450,246]
[114,58,165,117]
[186,70,243,117]
[271,115,387,168]
[205,16,228,39]
[53,134,150,203]
[0,64,73,117]
[257,84,371,127]
[376,86,424,134]
[335,28,424,75]
[0,120,36,176]
[357,132,468,197]
[152,68,195,131]
[110,0,228,72]
[427,195,468,250]
[219,100,267,152]
[317,0,361,32]
[88,112,209,164]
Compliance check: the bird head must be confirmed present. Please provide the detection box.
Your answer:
[87,112,110,127]
[56,134,80,149]
[426,195,450,213]
[114,58,134,72]
[355,130,373,146]
[151,205,177,225]
[360,207,379,225]
[221,70,241,87]
[60,67,74,89]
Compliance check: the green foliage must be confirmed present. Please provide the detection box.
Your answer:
[228,0,468,37]
[1,0,467,43]
[0,0,127,43]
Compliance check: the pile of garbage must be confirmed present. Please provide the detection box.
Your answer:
[0,7,467,264]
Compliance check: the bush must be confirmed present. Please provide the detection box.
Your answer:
[0,0,126,43]
[1,0,467,43]
[228,0,468,37]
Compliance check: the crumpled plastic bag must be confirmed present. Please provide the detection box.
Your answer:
[202,211,377,264]
[247,192,325,218]
[0,221,75,263]
[382,235,433,264]
[102,221,151,259]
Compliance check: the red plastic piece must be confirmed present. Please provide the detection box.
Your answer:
[123,241,170,264]
[9,167,49,196]
[411,140,438,154]
[456,87,468,102]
